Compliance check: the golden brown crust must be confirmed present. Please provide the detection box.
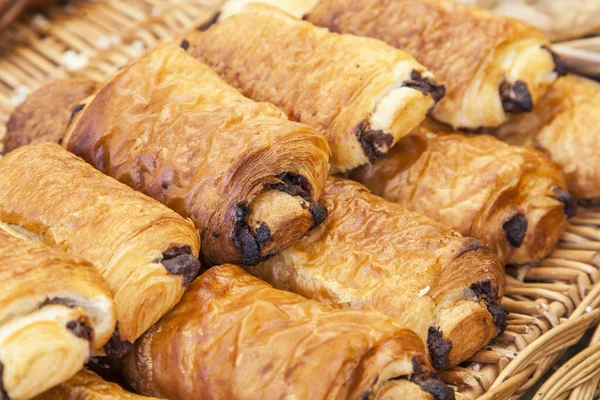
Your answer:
[249,177,504,368]
[64,44,330,266]
[0,143,201,343]
[4,78,99,152]
[496,75,600,200]
[351,124,571,264]
[307,0,559,128]
[188,4,440,173]
[34,369,164,400]
[124,264,452,400]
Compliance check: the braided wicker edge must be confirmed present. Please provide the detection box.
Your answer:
[0,2,599,399]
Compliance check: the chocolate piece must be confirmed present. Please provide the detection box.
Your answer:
[233,204,261,265]
[355,120,394,164]
[541,45,568,77]
[0,151,5,157]
[499,80,533,114]
[70,104,86,124]
[265,172,313,201]
[502,213,528,248]
[470,281,508,336]
[255,222,271,245]
[309,202,328,229]
[41,297,78,309]
[552,187,577,219]
[0,359,8,400]
[104,326,133,361]
[427,326,452,370]
[199,12,220,31]
[404,70,446,104]
[67,318,94,344]
[180,39,190,51]
[161,245,201,287]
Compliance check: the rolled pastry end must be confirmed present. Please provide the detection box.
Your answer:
[0,305,93,399]
[234,173,328,266]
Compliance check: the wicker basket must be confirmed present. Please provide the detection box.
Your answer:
[0,1,599,399]
[554,36,600,77]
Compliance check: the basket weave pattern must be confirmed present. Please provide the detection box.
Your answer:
[0,2,599,399]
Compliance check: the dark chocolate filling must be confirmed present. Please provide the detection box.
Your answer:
[470,281,508,336]
[233,204,265,266]
[427,326,453,370]
[40,297,78,309]
[355,120,394,164]
[179,39,190,51]
[265,172,312,201]
[104,326,133,361]
[160,245,201,287]
[0,151,5,157]
[404,70,446,104]
[541,45,568,77]
[199,12,220,31]
[502,213,528,248]
[499,80,533,114]
[67,318,94,343]
[552,187,577,219]
[309,203,328,230]
[70,103,85,124]
[0,360,7,400]
[409,356,455,400]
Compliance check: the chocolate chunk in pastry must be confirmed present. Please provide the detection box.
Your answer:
[351,124,571,264]
[306,0,560,129]
[0,143,201,343]
[0,225,116,400]
[61,44,329,266]
[495,74,600,201]
[248,177,505,368]
[33,368,164,400]
[187,4,442,173]
[124,264,453,399]
[4,78,99,151]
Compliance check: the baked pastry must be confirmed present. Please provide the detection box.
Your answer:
[63,44,330,266]
[0,225,116,400]
[458,0,600,42]
[34,369,164,400]
[350,123,573,265]
[124,264,455,400]
[220,0,320,19]
[306,0,565,129]
[187,4,444,173]
[0,143,201,352]
[3,78,99,151]
[495,74,600,201]
[249,177,505,369]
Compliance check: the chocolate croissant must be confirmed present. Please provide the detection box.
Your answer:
[305,0,565,129]
[62,44,330,266]
[34,369,164,400]
[124,264,454,400]
[350,124,574,265]
[187,4,443,173]
[0,225,116,400]
[248,177,505,369]
[0,143,201,349]
[495,74,600,201]
[4,78,99,151]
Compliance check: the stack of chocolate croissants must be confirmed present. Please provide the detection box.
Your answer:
[0,0,597,399]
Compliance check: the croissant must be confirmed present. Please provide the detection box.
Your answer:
[350,124,573,265]
[457,0,600,42]
[0,143,201,353]
[305,0,565,129]
[124,264,455,400]
[495,75,600,201]
[0,225,116,400]
[4,78,99,151]
[62,44,330,266]
[248,177,505,369]
[34,369,164,400]
[186,4,444,174]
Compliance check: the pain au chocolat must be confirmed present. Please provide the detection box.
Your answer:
[0,225,115,400]
[0,143,201,353]
[124,264,454,400]
[61,44,330,267]
[186,4,443,173]
[249,177,506,369]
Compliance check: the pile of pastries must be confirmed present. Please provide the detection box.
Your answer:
[0,0,598,399]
